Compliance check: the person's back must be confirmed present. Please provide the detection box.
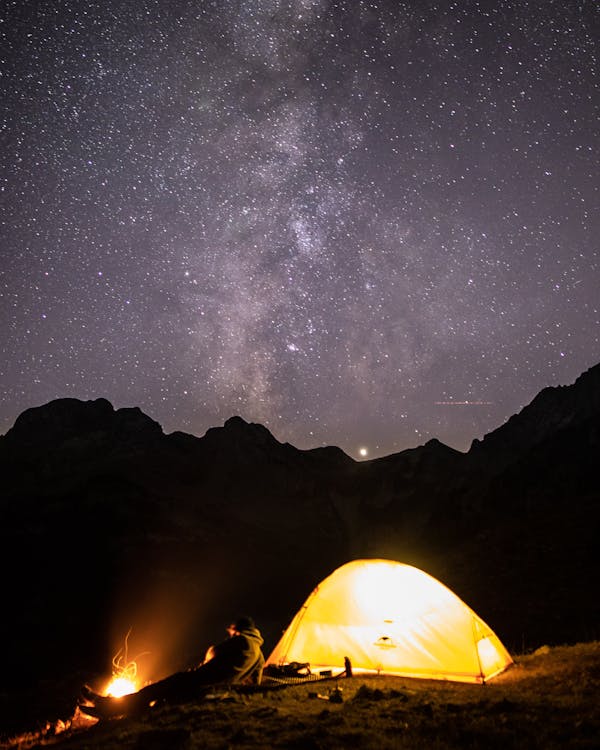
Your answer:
[201,616,264,684]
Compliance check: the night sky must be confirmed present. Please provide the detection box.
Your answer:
[1,1,598,458]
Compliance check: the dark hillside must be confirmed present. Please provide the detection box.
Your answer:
[1,363,599,735]
[4,643,599,750]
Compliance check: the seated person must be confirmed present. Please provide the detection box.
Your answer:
[81,616,264,718]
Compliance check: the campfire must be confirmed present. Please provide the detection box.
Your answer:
[6,632,149,748]
[103,628,146,697]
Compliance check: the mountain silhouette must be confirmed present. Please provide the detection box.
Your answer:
[1,363,598,733]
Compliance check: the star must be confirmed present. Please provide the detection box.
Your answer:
[0,1,597,456]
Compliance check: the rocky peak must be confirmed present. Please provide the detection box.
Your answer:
[4,397,114,445]
[204,415,282,451]
[113,405,163,437]
[469,362,600,469]
[2,397,163,453]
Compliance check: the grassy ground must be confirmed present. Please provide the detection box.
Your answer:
[4,642,599,749]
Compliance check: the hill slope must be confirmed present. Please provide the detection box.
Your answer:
[0,363,599,735]
[4,642,599,749]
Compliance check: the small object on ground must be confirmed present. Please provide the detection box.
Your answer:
[316,687,343,702]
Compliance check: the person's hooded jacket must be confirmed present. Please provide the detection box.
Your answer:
[207,619,265,684]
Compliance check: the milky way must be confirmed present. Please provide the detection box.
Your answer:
[1,1,598,457]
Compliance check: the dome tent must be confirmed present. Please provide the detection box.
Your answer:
[267,559,512,683]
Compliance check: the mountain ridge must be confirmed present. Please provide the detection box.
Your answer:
[0,362,598,735]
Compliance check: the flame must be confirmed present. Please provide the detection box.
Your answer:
[105,675,138,697]
[103,628,148,697]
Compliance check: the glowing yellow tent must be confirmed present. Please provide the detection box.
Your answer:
[267,559,513,683]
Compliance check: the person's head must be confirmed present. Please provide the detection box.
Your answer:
[227,615,255,635]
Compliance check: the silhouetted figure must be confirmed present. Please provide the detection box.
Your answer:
[344,656,353,677]
[80,616,264,718]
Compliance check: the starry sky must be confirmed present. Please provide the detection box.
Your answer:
[1,0,598,458]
